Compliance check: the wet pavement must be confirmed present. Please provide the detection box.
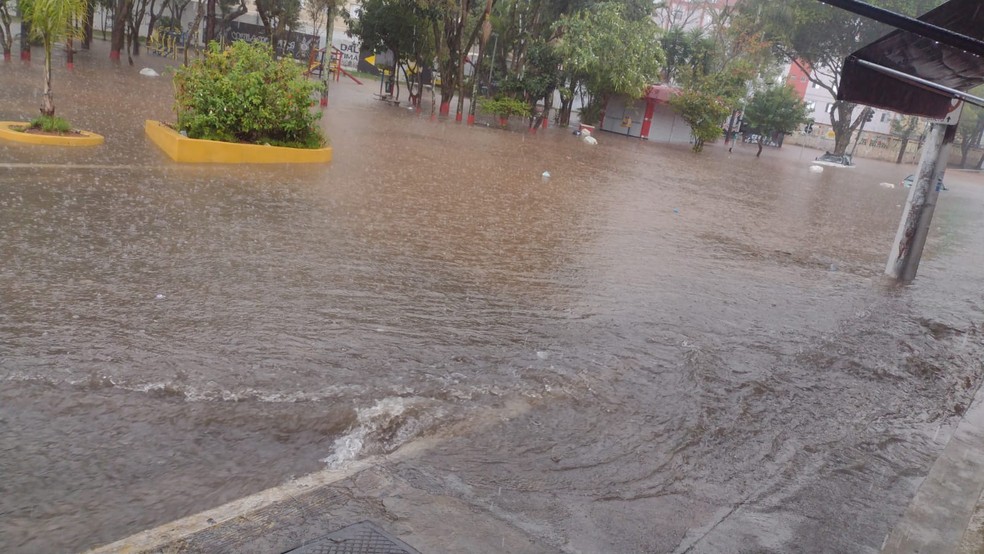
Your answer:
[4,40,984,553]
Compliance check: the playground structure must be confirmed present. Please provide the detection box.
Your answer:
[148,28,187,59]
[305,46,363,85]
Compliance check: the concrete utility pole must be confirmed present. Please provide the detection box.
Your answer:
[885,122,956,282]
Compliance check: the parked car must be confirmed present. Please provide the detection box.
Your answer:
[901,174,947,191]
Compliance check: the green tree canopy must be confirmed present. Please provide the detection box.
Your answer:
[742,84,809,157]
[552,2,663,124]
[344,0,435,101]
[736,0,945,155]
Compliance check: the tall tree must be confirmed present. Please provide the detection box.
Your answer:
[737,0,945,156]
[19,0,87,116]
[552,2,663,125]
[890,115,923,164]
[345,0,432,102]
[742,84,810,157]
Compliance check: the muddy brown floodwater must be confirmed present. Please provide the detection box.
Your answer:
[3,44,984,553]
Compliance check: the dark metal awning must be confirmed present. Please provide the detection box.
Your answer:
[835,0,984,119]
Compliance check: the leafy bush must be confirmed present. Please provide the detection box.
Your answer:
[28,115,72,133]
[173,41,325,148]
[478,97,531,121]
[669,88,732,152]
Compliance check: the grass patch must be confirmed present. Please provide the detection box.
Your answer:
[29,115,73,133]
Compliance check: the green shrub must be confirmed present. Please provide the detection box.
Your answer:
[173,41,325,148]
[28,115,72,133]
[478,97,531,120]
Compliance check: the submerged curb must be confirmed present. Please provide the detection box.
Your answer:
[882,380,984,553]
[0,121,104,146]
[145,120,332,164]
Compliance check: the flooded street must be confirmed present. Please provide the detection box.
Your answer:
[4,45,984,553]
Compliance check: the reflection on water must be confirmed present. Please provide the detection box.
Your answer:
[3,44,984,553]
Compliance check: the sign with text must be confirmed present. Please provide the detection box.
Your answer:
[331,38,362,69]
[223,21,319,61]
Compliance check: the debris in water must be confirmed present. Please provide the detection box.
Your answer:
[139,68,160,77]
[536,351,550,360]
[809,165,824,173]
[155,293,166,300]
[542,171,551,180]
[879,182,896,188]
[673,208,680,214]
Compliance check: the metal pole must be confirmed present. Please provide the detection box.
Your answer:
[885,122,956,281]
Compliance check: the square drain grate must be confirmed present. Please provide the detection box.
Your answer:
[283,520,422,554]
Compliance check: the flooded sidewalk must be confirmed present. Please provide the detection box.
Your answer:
[5,40,984,554]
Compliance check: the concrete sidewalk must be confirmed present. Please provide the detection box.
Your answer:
[883,382,984,553]
[85,405,560,554]
[86,444,557,554]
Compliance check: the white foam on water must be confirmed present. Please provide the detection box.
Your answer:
[321,396,435,469]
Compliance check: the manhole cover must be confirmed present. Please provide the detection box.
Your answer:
[283,520,422,554]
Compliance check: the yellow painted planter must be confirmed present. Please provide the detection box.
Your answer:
[145,121,332,164]
[0,121,104,146]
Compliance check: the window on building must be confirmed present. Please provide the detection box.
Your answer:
[880,112,890,122]
[825,103,834,114]
[805,101,816,112]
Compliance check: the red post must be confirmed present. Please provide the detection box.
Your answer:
[640,99,656,140]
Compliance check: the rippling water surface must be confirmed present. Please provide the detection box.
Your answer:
[3,46,984,553]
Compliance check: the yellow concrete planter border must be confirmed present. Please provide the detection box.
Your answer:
[0,121,104,146]
[145,120,332,164]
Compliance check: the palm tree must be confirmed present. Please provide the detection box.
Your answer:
[19,0,87,117]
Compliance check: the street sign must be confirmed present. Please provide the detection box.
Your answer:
[927,98,963,125]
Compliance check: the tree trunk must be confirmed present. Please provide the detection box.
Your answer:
[19,20,30,62]
[110,0,131,61]
[128,2,144,56]
[184,0,204,65]
[756,136,763,157]
[896,137,909,164]
[829,101,862,156]
[204,0,216,44]
[392,50,401,101]
[559,99,573,127]
[468,17,491,125]
[977,148,984,170]
[41,41,54,116]
[453,0,470,122]
[82,0,95,48]
[320,0,335,107]
[0,4,11,61]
